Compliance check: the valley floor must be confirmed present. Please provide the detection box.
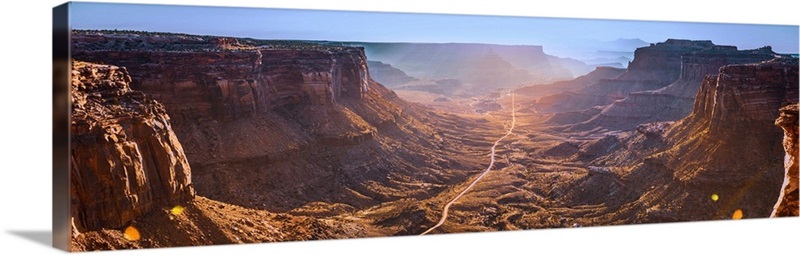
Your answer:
[74,86,789,250]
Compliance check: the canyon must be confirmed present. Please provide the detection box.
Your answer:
[69,60,372,251]
[530,39,718,114]
[332,42,599,95]
[69,30,799,250]
[622,57,798,222]
[557,44,778,133]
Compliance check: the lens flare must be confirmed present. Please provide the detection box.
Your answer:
[732,209,744,220]
[711,194,719,202]
[171,205,185,216]
[124,226,141,241]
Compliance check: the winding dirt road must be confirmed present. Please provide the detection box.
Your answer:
[420,92,516,235]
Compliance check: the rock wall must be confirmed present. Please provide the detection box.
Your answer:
[706,59,799,135]
[616,39,716,83]
[536,39,719,113]
[635,57,799,220]
[70,61,195,231]
[73,48,370,122]
[567,46,777,132]
[670,57,798,182]
[607,57,799,223]
[71,32,455,214]
[772,104,799,217]
[73,33,379,167]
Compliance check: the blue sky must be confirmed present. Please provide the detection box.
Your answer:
[70,2,799,53]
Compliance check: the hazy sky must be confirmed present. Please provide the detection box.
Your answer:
[70,2,799,53]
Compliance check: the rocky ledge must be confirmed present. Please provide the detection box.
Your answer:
[72,31,383,167]
[536,39,722,113]
[641,57,798,219]
[611,56,799,223]
[566,46,778,132]
[70,61,195,232]
[669,57,798,183]
[73,31,371,121]
[772,104,799,217]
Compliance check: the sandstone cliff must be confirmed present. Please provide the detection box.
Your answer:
[566,46,778,132]
[74,32,376,166]
[69,31,505,250]
[535,39,719,113]
[70,61,195,232]
[70,30,497,249]
[73,42,370,121]
[625,57,799,221]
[71,30,488,217]
[772,104,799,217]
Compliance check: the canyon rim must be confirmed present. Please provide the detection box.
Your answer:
[53,1,800,252]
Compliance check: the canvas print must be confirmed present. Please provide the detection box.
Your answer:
[55,1,799,251]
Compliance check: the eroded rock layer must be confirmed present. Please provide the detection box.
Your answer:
[567,46,777,132]
[535,39,721,113]
[70,61,195,231]
[71,30,489,218]
[73,32,378,168]
[632,57,799,221]
[73,43,370,121]
[772,104,799,217]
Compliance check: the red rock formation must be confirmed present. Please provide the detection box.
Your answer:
[567,46,777,132]
[69,32,492,250]
[617,39,717,83]
[535,39,719,113]
[70,61,195,231]
[70,31,479,216]
[72,34,378,167]
[628,57,798,221]
[772,104,799,217]
[73,48,370,121]
[671,57,798,182]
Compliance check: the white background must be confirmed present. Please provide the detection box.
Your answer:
[0,0,798,254]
